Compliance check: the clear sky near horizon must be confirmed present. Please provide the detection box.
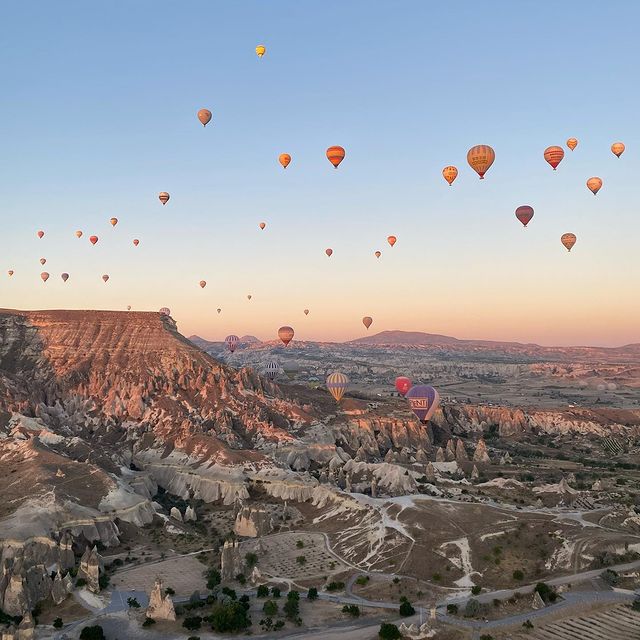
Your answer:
[1,1,638,346]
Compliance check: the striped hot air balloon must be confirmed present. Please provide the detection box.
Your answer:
[467,145,495,179]
[256,44,266,58]
[159,307,171,316]
[544,146,564,170]
[159,192,170,205]
[515,205,534,227]
[264,361,279,380]
[225,335,240,353]
[405,385,440,423]
[326,372,349,403]
[326,146,346,168]
[567,138,578,151]
[278,326,295,346]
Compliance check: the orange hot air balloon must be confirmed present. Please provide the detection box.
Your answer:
[37,230,44,239]
[61,273,69,282]
[278,326,295,346]
[362,316,373,330]
[374,251,381,258]
[259,222,266,230]
[387,236,397,247]
[279,153,291,169]
[544,146,564,170]
[102,274,109,283]
[326,146,346,168]
[467,145,495,179]
[586,177,603,195]
[325,248,333,257]
[133,239,140,246]
[89,235,99,245]
[442,165,458,186]
[159,192,170,205]
[39,258,46,265]
[199,280,206,288]
[75,230,83,238]
[7,270,14,277]
[197,109,212,127]
[567,138,578,151]
[40,272,49,282]
[304,309,309,315]
[561,233,577,252]
[110,217,118,227]
[611,142,625,158]
[255,44,266,58]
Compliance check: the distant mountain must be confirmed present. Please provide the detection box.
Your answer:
[240,335,261,344]
[350,330,463,346]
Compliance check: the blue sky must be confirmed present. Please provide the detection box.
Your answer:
[1,1,638,345]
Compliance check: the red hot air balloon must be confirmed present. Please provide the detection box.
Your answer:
[395,376,412,396]
[37,230,44,239]
[61,273,69,282]
[133,239,140,246]
[89,235,99,245]
[387,235,397,247]
[259,222,266,230]
[225,335,239,353]
[325,248,333,257]
[405,385,440,423]
[362,316,373,330]
[40,272,49,282]
[544,146,564,170]
[278,326,294,346]
[326,146,346,168]
[197,109,212,127]
[515,205,534,227]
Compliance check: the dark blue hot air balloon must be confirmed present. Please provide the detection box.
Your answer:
[405,385,440,422]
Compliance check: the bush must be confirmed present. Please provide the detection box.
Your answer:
[127,597,141,609]
[283,597,300,621]
[165,587,175,595]
[480,635,494,640]
[76,578,87,587]
[326,581,345,592]
[632,599,640,612]
[256,584,269,598]
[446,603,458,615]
[523,619,534,629]
[142,617,156,627]
[534,582,558,604]
[206,568,221,589]
[356,575,369,585]
[307,587,318,600]
[245,552,258,568]
[80,626,106,640]
[271,586,281,598]
[236,573,246,585]
[296,555,307,566]
[471,585,482,596]
[432,573,442,582]
[399,599,415,616]
[182,616,202,631]
[342,604,361,617]
[296,540,304,548]
[221,586,237,600]
[263,600,278,616]
[600,569,619,586]
[464,598,481,618]
[53,618,63,629]
[378,622,401,639]
[512,569,524,581]
[209,602,251,633]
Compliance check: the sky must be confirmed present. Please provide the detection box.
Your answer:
[1,1,639,346]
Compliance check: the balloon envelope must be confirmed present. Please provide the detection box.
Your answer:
[259,222,266,230]
[217,308,222,314]
[37,230,44,239]
[405,385,440,422]
[442,165,458,186]
[199,280,206,288]
[395,376,412,396]
[40,272,49,282]
[362,316,373,329]
[467,145,495,179]
[264,361,279,380]
[279,153,291,169]
[39,258,46,265]
[7,270,14,277]
[159,192,170,205]
[561,233,577,252]
[102,274,109,282]
[567,138,578,151]
[326,146,346,168]
[387,236,397,247]
[225,335,240,353]
[586,177,602,195]
[304,309,309,315]
[375,251,381,258]
[326,372,349,403]
[515,205,534,227]
[61,273,69,282]
[159,307,170,315]
[255,44,266,57]
[611,142,625,157]
[278,326,295,346]
[75,230,83,238]
[133,239,140,246]
[544,146,564,170]
[325,248,333,257]
[89,235,98,245]
[110,217,118,227]
[197,109,212,127]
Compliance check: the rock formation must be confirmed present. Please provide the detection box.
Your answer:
[77,546,101,593]
[51,570,73,605]
[234,506,272,538]
[220,540,242,581]
[146,578,176,621]
[425,462,436,483]
[170,507,183,521]
[473,438,491,463]
[184,506,197,522]
[455,439,469,462]
[470,465,479,481]
[445,440,456,462]
[435,447,445,462]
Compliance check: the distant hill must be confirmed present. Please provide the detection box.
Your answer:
[348,330,531,348]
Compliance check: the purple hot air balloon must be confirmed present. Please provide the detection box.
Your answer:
[405,385,440,423]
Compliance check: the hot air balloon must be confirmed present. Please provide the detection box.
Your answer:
[40,272,49,282]
[561,233,577,252]
[217,308,222,314]
[264,361,279,380]
[133,239,140,246]
[127,305,131,311]
[61,273,69,282]
[278,326,294,346]
[544,146,564,170]
[197,109,212,127]
[39,258,46,265]
[256,44,266,58]
[442,166,458,186]
[110,217,118,227]
[611,142,625,158]
[37,230,44,239]
[515,205,534,227]
[159,192,170,205]
[567,138,578,151]
[75,230,83,238]
[586,177,602,195]
[405,385,440,422]
[159,307,170,315]
[395,376,412,396]
[279,153,291,169]
[89,235,99,245]
[326,146,346,168]
[304,309,309,315]
[467,145,495,179]
[247,294,252,300]
[225,335,240,353]
[362,316,373,330]
[325,248,333,257]
[259,222,266,230]
[7,270,14,277]
[374,251,381,258]
[102,274,109,283]
[326,372,349,403]
[199,280,206,288]
[387,236,397,247]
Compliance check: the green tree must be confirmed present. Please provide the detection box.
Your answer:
[206,568,221,589]
[245,552,258,569]
[127,597,141,609]
[471,585,482,596]
[283,597,300,621]
[446,603,458,615]
[142,618,156,627]
[165,587,175,595]
[296,540,304,549]
[271,586,281,598]
[53,618,63,629]
[183,616,202,631]
[79,626,106,640]
[256,584,269,598]
[464,598,481,618]
[378,622,401,639]
[307,587,318,600]
[263,600,278,617]
[342,604,360,617]
[209,602,251,633]
[296,555,307,566]
[399,599,415,616]
[512,569,524,581]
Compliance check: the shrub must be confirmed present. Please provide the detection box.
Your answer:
[245,552,258,568]
[523,619,534,629]
[296,555,307,566]
[432,573,442,582]
[464,598,481,618]
[307,587,318,600]
[236,573,246,585]
[165,587,175,595]
[221,586,237,600]
[480,635,495,640]
[127,597,140,609]
[205,568,221,589]
[356,575,369,585]
[446,603,458,615]
[271,586,281,598]
[326,581,345,592]
[342,604,361,617]
[79,626,106,640]
[263,600,278,617]
[256,584,269,598]
[287,590,300,601]
[392,577,400,584]
[53,618,63,629]
[600,569,619,586]
[399,599,415,616]
[632,599,640,612]
[512,569,524,580]
[378,622,401,639]
[471,585,481,596]
[142,617,156,627]
[534,582,558,604]
[76,578,87,587]
[209,602,251,633]
[296,540,304,548]
[283,597,300,621]
[183,616,202,631]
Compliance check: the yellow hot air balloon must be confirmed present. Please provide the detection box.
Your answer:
[362,316,373,330]
[611,142,625,158]
[75,230,83,238]
[279,153,291,169]
[197,109,212,127]
[586,177,603,195]
[326,372,349,403]
[567,138,578,151]
[442,165,458,186]
[110,217,118,227]
[159,192,170,205]
[256,44,266,58]
[467,145,495,179]
[561,233,577,252]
